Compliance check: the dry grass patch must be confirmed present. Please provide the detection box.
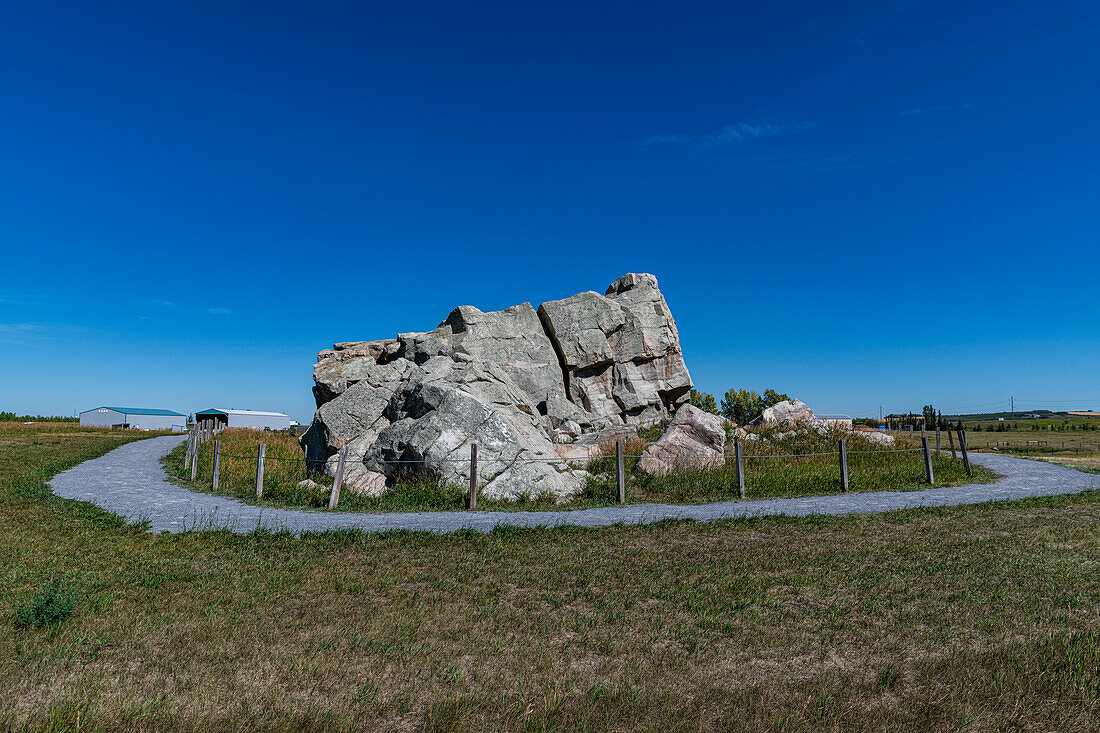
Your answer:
[0,425,1097,731]
[1039,454,1100,474]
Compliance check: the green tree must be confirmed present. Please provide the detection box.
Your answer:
[688,389,718,415]
[763,389,789,406]
[720,389,761,424]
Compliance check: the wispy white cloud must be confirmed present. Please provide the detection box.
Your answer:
[641,121,816,149]
[145,300,232,316]
[899,103,973,117]
[0,323,59,344]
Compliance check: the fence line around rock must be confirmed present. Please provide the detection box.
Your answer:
[180,424,973,511]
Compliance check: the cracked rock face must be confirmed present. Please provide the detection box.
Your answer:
[302,273,692,500]
[538,273,692,426]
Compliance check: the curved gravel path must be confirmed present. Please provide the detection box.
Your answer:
[49,435,1099,535]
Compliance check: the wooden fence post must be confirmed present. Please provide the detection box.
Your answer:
[936,427,941,454]
[947,427,957,460]
[839,439,849,492]
[957,428,972,476]
[191,432,200,481]
[184,428,193,468]
[735,440,745,499]
[922,427,934,485]
[615,440,625,505]
[468,443,478,510]
[211,440,221,491]
[909,426,914,441]
[255,443,266,499]
[328,445,347,510]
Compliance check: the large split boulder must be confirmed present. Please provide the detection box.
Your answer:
[637,405,727,475]
[302,274,693,501]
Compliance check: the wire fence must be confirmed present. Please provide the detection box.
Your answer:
[175,422,985,511]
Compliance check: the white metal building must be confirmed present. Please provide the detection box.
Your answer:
[818,414,854,429]
[194,408,292,431]
[79,407,187,431]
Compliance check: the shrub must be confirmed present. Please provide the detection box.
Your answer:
[14,576,77,628]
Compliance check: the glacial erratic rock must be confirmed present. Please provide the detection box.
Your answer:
[302,274,692,501]
[637,405,727,475]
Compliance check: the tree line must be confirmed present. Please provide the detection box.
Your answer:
[0,412,77,423]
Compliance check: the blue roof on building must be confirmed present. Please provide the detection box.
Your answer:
[89,407,186,417]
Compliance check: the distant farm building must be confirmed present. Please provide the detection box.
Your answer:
[817,414,853,429]
[195,408,291,431]
[79,407,186,431]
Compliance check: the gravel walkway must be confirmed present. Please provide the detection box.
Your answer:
[49,435,1099,535]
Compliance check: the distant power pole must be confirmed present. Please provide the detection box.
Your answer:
[1011,395,1015,420]
[879,406,883,423]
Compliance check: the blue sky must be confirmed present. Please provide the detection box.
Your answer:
[2,0,1098,422]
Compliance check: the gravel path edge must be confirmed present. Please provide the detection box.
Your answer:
[48,435,1100,535]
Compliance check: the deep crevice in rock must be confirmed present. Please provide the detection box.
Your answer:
[536,305,575,407]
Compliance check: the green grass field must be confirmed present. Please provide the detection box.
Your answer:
[165,426,995,512]
[2,424,1099,730]
[949,428,1100,455]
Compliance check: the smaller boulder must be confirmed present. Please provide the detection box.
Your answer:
[755,399,817,430]
[343,470,388,497]
[550,420,583,444]
[297,478,325,491]
[863,431,896,446]
[638,405,726,475]
[560,420,583,438]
